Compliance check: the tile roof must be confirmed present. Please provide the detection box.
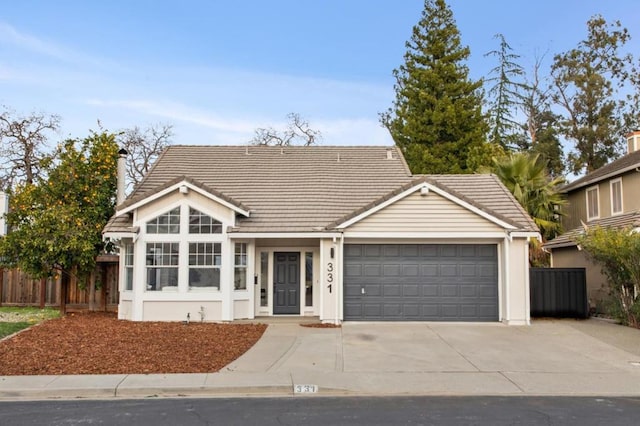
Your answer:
[562,149,640,192]
[544,210,640,249]
[104,145,537,234]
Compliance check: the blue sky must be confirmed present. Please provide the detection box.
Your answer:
[1,0,639,148]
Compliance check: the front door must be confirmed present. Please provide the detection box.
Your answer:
[273,252,300,314]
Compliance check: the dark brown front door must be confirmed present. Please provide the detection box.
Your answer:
[273,252,300,314]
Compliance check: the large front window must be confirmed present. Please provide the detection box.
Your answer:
[586,186,599,220]
[146,242,179,291]
[189,242,221,289]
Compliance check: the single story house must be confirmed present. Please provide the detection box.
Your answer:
[103,145,539,324]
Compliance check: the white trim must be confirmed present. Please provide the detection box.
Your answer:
[337,182,518,230]
[229,232,342,239]
[343,231,508,239]
[586,185,600,221]
[509,231,541,241]
[117,180,250,217]
[103,231,137,240]
[610,178,623,216]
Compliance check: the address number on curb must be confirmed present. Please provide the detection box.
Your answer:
[294,384,319,394]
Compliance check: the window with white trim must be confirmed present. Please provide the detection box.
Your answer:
[188,242,221,289]
[586,186,599,220]
[146,242,179,290]
[234,243,247,290]
[124,243,134,291]
[146,207,180,234]
[189,207,222,234]
[610,179,623,215]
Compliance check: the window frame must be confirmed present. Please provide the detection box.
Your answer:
[610,178,623,216]
[234,242,248,291]
[145,242,180,291]
[124,243,134,291]
[146,207,181,234]
[586,186,600,221]
[188,207,223,234]
[188,242,222,290]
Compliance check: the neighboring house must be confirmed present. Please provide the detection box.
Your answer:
[103,145,538,324]
[545,131,640,308]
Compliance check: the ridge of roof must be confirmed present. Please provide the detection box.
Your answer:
[562,149,640,192]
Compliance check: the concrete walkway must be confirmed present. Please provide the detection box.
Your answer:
[2,318,640,400]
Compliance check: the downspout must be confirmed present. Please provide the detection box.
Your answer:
[504,234,511,323]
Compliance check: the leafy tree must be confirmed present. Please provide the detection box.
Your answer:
[250,113,321,147]
[117,123,173,194]
[484,34,525,150]
[577,226,640,328]
[551,16,634,174]
[0,132,119,313]
[487,152,566,241]
[0,107,60,190]
[517,56,564,177]
[380,0,488,174]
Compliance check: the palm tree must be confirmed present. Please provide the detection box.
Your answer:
[488,152,566,241]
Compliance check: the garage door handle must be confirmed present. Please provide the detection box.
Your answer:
[361,287,365,295]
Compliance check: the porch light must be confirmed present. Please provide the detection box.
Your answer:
[420,186,430,196]
[180,185,189,194]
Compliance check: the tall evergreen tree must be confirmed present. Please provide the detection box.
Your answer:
[381,0,488,174]
[484,34,525,150]
[551,16,634,174]
[517,57,565,177]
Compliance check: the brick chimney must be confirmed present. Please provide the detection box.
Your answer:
[626,131,640,154]
[117,148,128,205]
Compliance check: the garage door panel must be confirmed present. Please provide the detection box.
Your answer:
[344,244,498,321]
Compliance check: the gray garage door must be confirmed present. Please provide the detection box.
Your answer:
[344,244,498,321]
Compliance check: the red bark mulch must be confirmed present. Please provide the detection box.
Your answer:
[0,312,267,376]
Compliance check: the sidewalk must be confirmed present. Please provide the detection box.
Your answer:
[2,319,640,400]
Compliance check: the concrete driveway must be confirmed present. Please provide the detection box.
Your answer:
[224,319,640,396]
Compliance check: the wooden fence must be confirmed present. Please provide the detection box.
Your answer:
[530,267,589,319]
[0,256,119,311]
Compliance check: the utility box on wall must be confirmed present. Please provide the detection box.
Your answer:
[0,191,7,236]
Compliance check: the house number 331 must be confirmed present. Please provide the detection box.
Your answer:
[327,262,334,293]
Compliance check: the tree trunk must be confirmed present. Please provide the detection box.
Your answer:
[60,273,68,315]
[39,277,46,309]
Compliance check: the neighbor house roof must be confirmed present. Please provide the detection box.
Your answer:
[562,149,640,193]
[104,145,537,234]
[543,210,640,249]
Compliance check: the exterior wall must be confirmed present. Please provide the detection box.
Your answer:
[551,246,609,309]
[123,187,241,322]
[503,237,530,325]
[142,301,222,322]
[563,171,640,230]
[320,238,341,324]
[347,191,503,233]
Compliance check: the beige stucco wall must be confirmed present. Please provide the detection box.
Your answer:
[347,191,504,233]
[551,246,609,308]
[142,301,223,322]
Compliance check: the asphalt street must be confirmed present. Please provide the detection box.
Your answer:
[1,396,640,426]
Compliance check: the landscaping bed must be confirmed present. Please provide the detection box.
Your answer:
[0,312,267,375]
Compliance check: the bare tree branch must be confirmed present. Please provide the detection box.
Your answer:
[0,106,60,190]
[117,123,173,194]
[250,113,321,146]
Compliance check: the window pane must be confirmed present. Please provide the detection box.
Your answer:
[189,268,220,289]
[147,207,180,234]
[260,252,268,307]
[305,252,313,307]
[189,207,222,234]
[146,268,178,291]
[612,181,622,214]
[234,267,247,290]
[125,268,133,291]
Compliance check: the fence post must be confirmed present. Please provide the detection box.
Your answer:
[39,277,46,309]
